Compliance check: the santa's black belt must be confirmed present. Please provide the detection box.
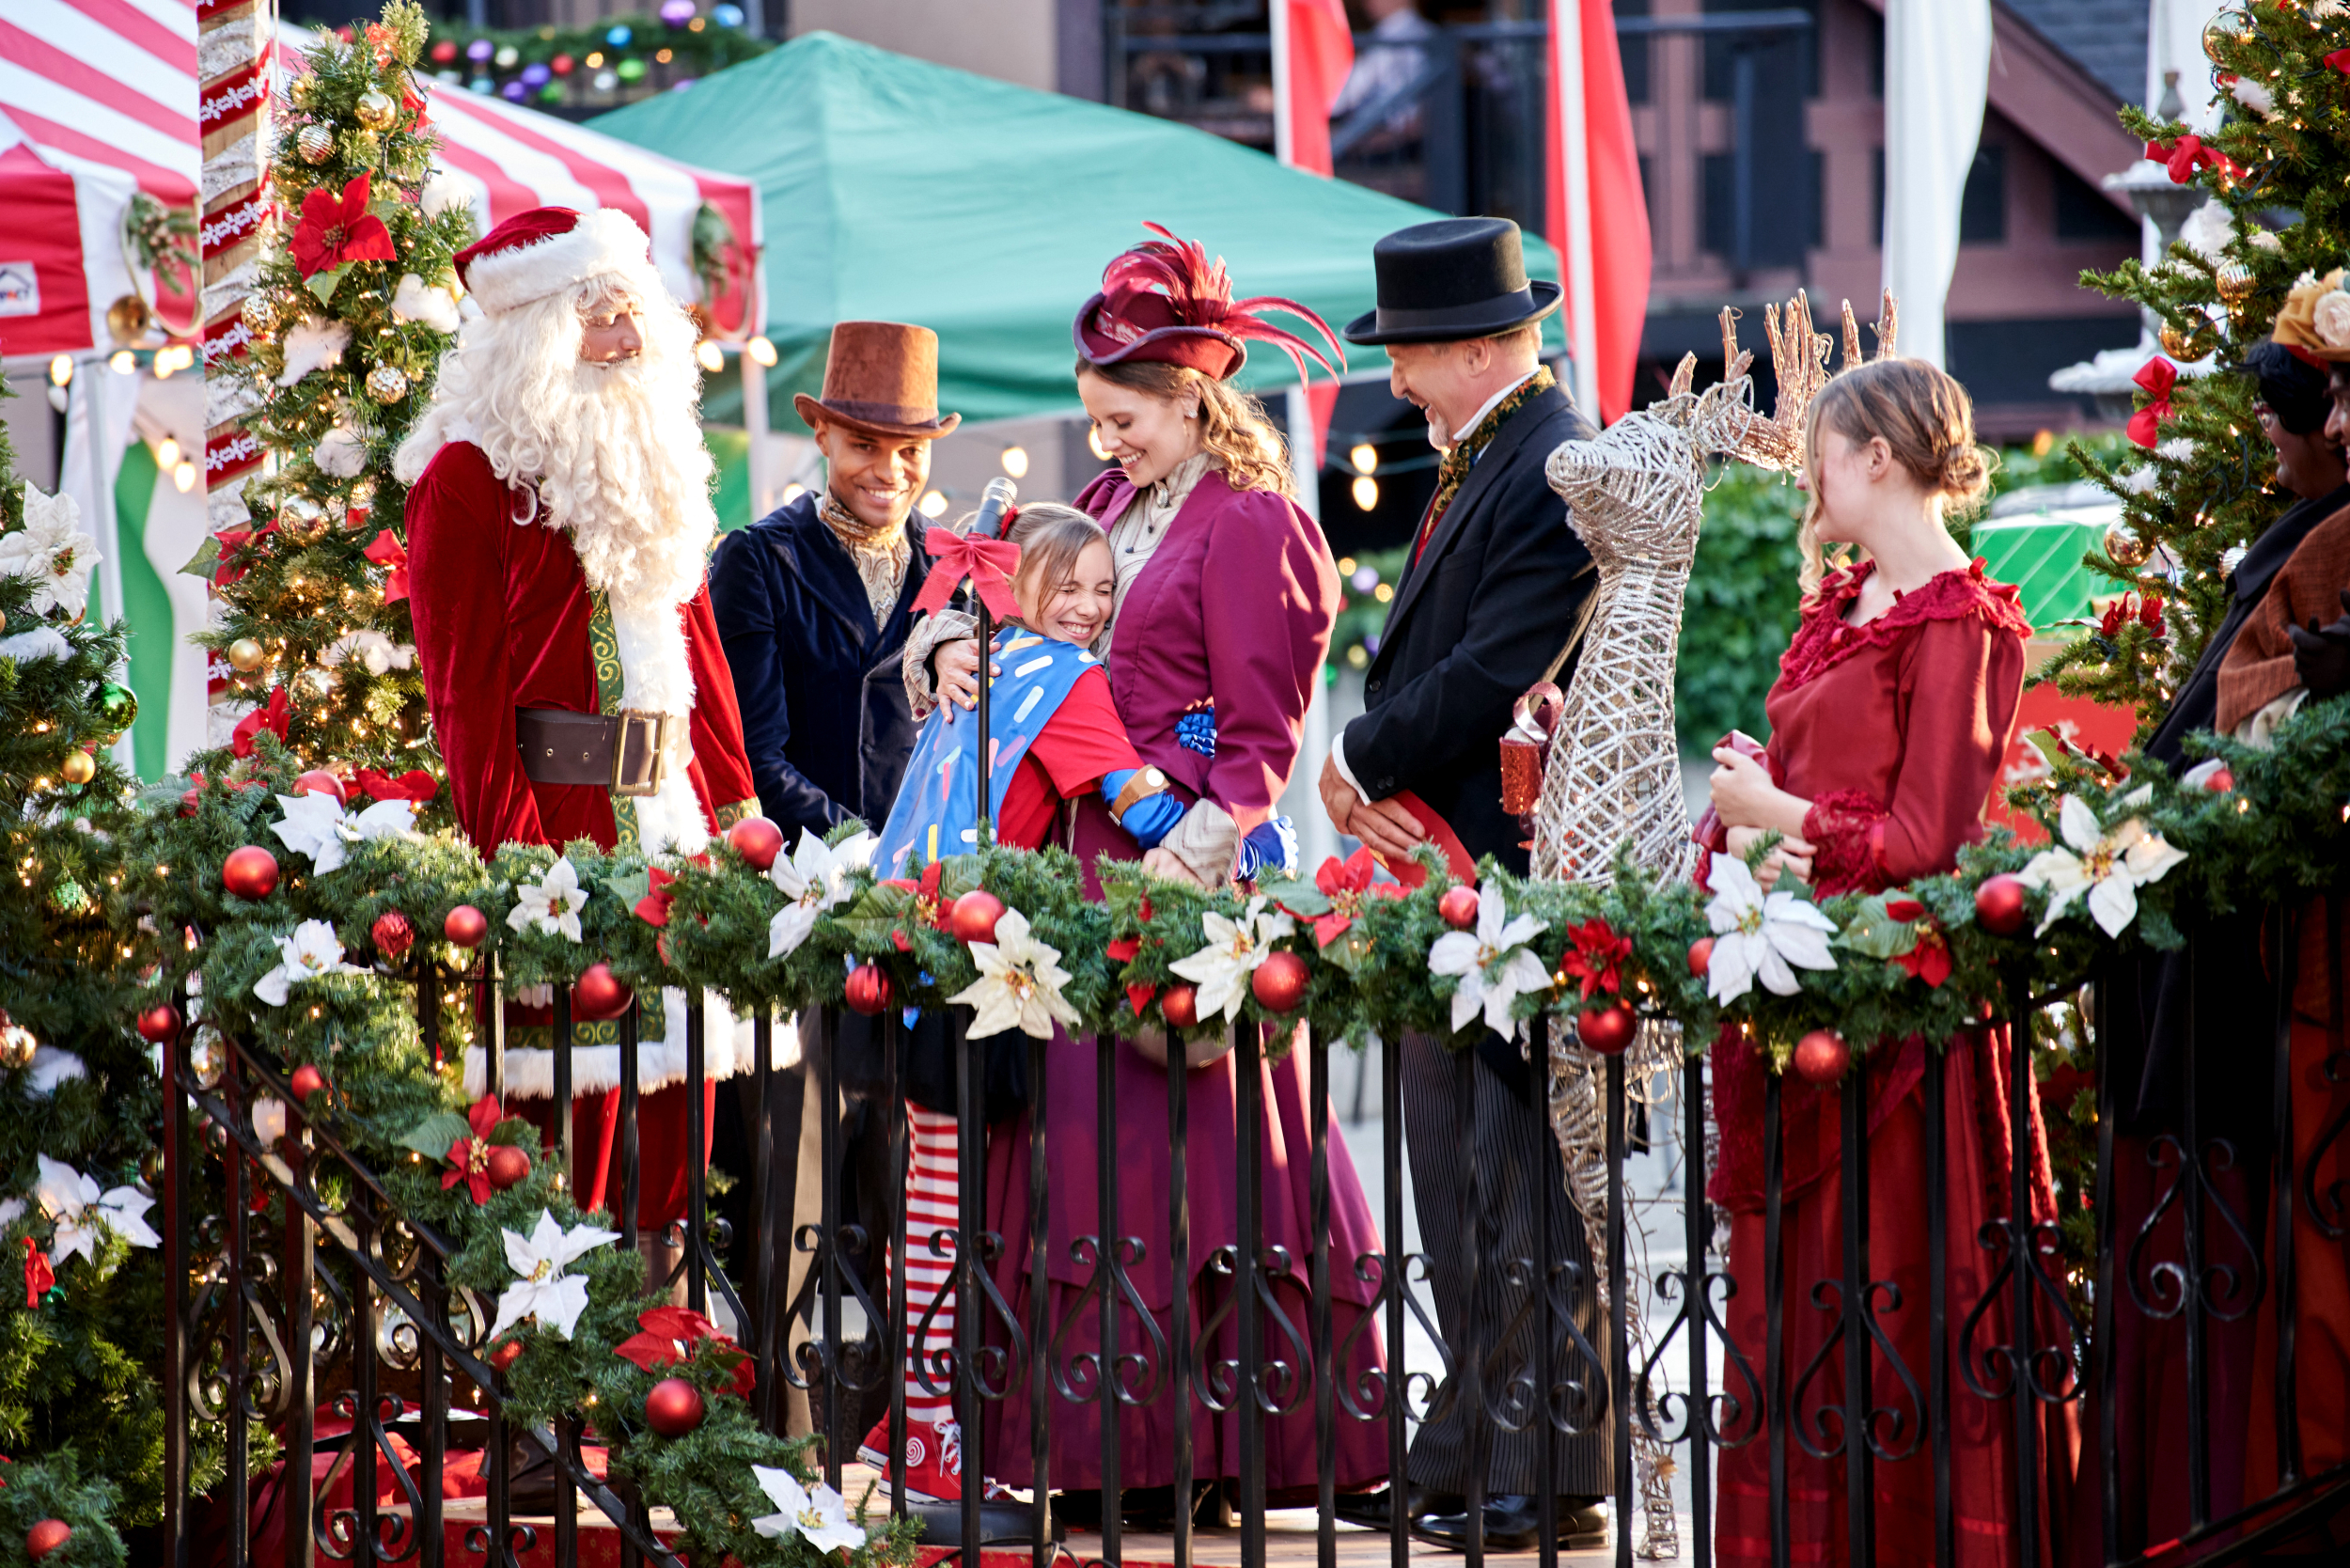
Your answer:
[515,707,672,796]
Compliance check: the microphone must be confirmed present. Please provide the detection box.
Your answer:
[960,476,1018,539]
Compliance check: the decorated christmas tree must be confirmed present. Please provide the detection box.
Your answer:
[196,0,469,791]
[0,371,201,1557]
[2048,1,2350,732]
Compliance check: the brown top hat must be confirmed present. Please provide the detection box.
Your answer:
[792,321,963,439]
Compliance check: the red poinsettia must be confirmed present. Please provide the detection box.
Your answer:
[880,861,956,951]
[362,21,398,67]
[20,1239,51,1309]
[441,1093,506,1205]
[363,529,409,603]
[353,767,437,804]
[1884,899,1951,988]
[212,521,275,588]
[634,866,680,928]
[290,173,398,279]
[613,1304,755,1400]
[2138,593,2167,636]
[231,686,290,758]
[1288,848,1403,948]
[1559,917,1635,1001]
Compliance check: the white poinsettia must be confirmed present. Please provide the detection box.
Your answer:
[948,907,1080,1040]
[2019,792,2187,938]
[1701,853,1839,1005]
[766,829,867,959]
[35,1153,160,1266]
[508,857,588,942]
[1426,881,1551,1036]
[1168,895,1299,1024]
[270,792,418,874]
[253,918,364,1006]
[488,1210,621,1341]
[750,1464,868,1554]
[0,482,98,617]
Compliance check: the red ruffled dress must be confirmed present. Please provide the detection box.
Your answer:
[1702,561,2072,1567]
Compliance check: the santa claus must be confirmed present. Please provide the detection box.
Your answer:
[394,206,760,1239]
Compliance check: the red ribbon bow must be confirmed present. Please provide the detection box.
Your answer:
[910,527,1024,620]
[212,522,276,588]
[614,1305,756,1400]
[21,1239,51,1309]
[634,865,679,928]
[2126,356,2177,448]
[231,687,290,759]
[290,173,398,279]
[363,529,409,603]
[353,767,438,804]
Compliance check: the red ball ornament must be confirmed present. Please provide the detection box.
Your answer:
[1687,936,1715,977]
[136,1002,184,1044]
[2202,765,2235,792]
[1577,1003,1637,1056]
[644,1375,705,1437]
[485,1144,531,1190]
[24,1520,70,1560]
[1793,1029,1851,1086]
[573,963,633,1022]
[727,814,785,870]
[844,963,893,1016]
[1162,984,1200,1029]
[1437,885,1480,931]
[290,1063,328,1102]
[1251,950,1309,1013]
[292,768,347,802]
[948,889,1008,945]
[1974,874,2029,936]
[222,845,280,901]
[372,910,415,961]
[443,904,488,948]
[179,786,201,818]
[487,1338,524,1373]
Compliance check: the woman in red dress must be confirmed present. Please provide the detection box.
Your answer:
[1700,358,2063,1565]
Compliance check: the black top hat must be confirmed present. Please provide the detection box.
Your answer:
[1342,216,1561,346]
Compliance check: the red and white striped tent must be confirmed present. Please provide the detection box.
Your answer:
[0,0,201,357]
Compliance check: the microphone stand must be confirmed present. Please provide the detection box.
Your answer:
[973,598,993,852]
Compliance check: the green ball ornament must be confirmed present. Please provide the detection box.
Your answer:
[97,681,138,734]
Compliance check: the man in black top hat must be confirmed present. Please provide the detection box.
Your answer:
[1320,215,1610,1547]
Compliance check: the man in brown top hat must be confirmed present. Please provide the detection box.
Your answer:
[707,321,960,1449]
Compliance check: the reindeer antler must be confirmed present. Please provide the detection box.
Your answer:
[1871,288,1898,359]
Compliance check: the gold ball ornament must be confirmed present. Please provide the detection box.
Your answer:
[58,750,96,786]
[242,291,279,337]
[289,72,317,108]
[2157,320,2218,362]
[2215,262,2256,306]
[296,123,336,165]
[2106,525,2152,569]
[189,1031,223,1088]
[0,1024,37,1072]
[280,494,325,540]
[365,363,410,404]
[354,86,398,130]
[105,293,152,347]
[228,637,267,672]
[0,607,8,635]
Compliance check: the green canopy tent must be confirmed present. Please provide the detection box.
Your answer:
[589,30,1563,431]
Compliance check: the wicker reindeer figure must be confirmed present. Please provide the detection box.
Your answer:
[1529,290,1891,1559]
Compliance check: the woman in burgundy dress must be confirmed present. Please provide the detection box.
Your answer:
[1699,358,2062,1565]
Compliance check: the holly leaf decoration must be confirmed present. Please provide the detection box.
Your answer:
[601,869,651,911]
[1836,894,1923,961]
[1258,877,1331,920]
[397,1110,473,1164]
[179,536,221,579]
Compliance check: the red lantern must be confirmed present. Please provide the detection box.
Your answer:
[644,1375,705,1436]
[845,963,892,1016]
[371,911,415,961]
[292,768,347,802]
[444,904,489,948]
[573,963,633,1021]
[1436,885,1480,931]
[1687,936,1715,977]
[1793,1029,1851,1085]
[1162,984,1200,1029]
[948,889,1007,945]
[290,1063,328,1102]
[727,815,785,870]
[1974,874,2029,936]
[1576,1004,1637,1056]
[1250,951,1309,1013]
[222,845,280,901]
[488,1338,524,1373]
[485,1144,531,1190]
[24,1520,70,1561]
[136,1003,183,1044]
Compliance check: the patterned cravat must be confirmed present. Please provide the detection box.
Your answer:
[1411,366,1557,566]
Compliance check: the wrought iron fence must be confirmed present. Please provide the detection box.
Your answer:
[160,896,2350,1565]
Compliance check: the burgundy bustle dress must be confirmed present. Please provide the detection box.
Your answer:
[975,467,1391,1497]
[1703,560,2078,1566]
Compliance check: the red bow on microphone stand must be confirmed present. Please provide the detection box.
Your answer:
[910,526,1025,845]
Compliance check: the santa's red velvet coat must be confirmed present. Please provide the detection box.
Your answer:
[404,439,758,857]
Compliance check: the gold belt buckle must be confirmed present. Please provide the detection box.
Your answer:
[611,709,669,797]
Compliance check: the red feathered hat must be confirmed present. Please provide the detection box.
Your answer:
[1073,224,1344,384]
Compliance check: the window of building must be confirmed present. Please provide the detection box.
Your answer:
[2053,162,2140,243]
[1701,0,1821,102]
[1960,143,2007,245]
[1617,0,1651,106]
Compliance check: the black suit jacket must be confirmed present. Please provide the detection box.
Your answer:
[1343,382,1597,876]
[707,494,936,839]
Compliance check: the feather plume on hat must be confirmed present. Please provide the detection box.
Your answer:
[1077,223,1345,384]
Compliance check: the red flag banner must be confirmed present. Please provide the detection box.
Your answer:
[1275,0,1355,179]
[1546,0,1651,423]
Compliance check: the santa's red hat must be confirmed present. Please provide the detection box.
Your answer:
[454,206,653,317]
